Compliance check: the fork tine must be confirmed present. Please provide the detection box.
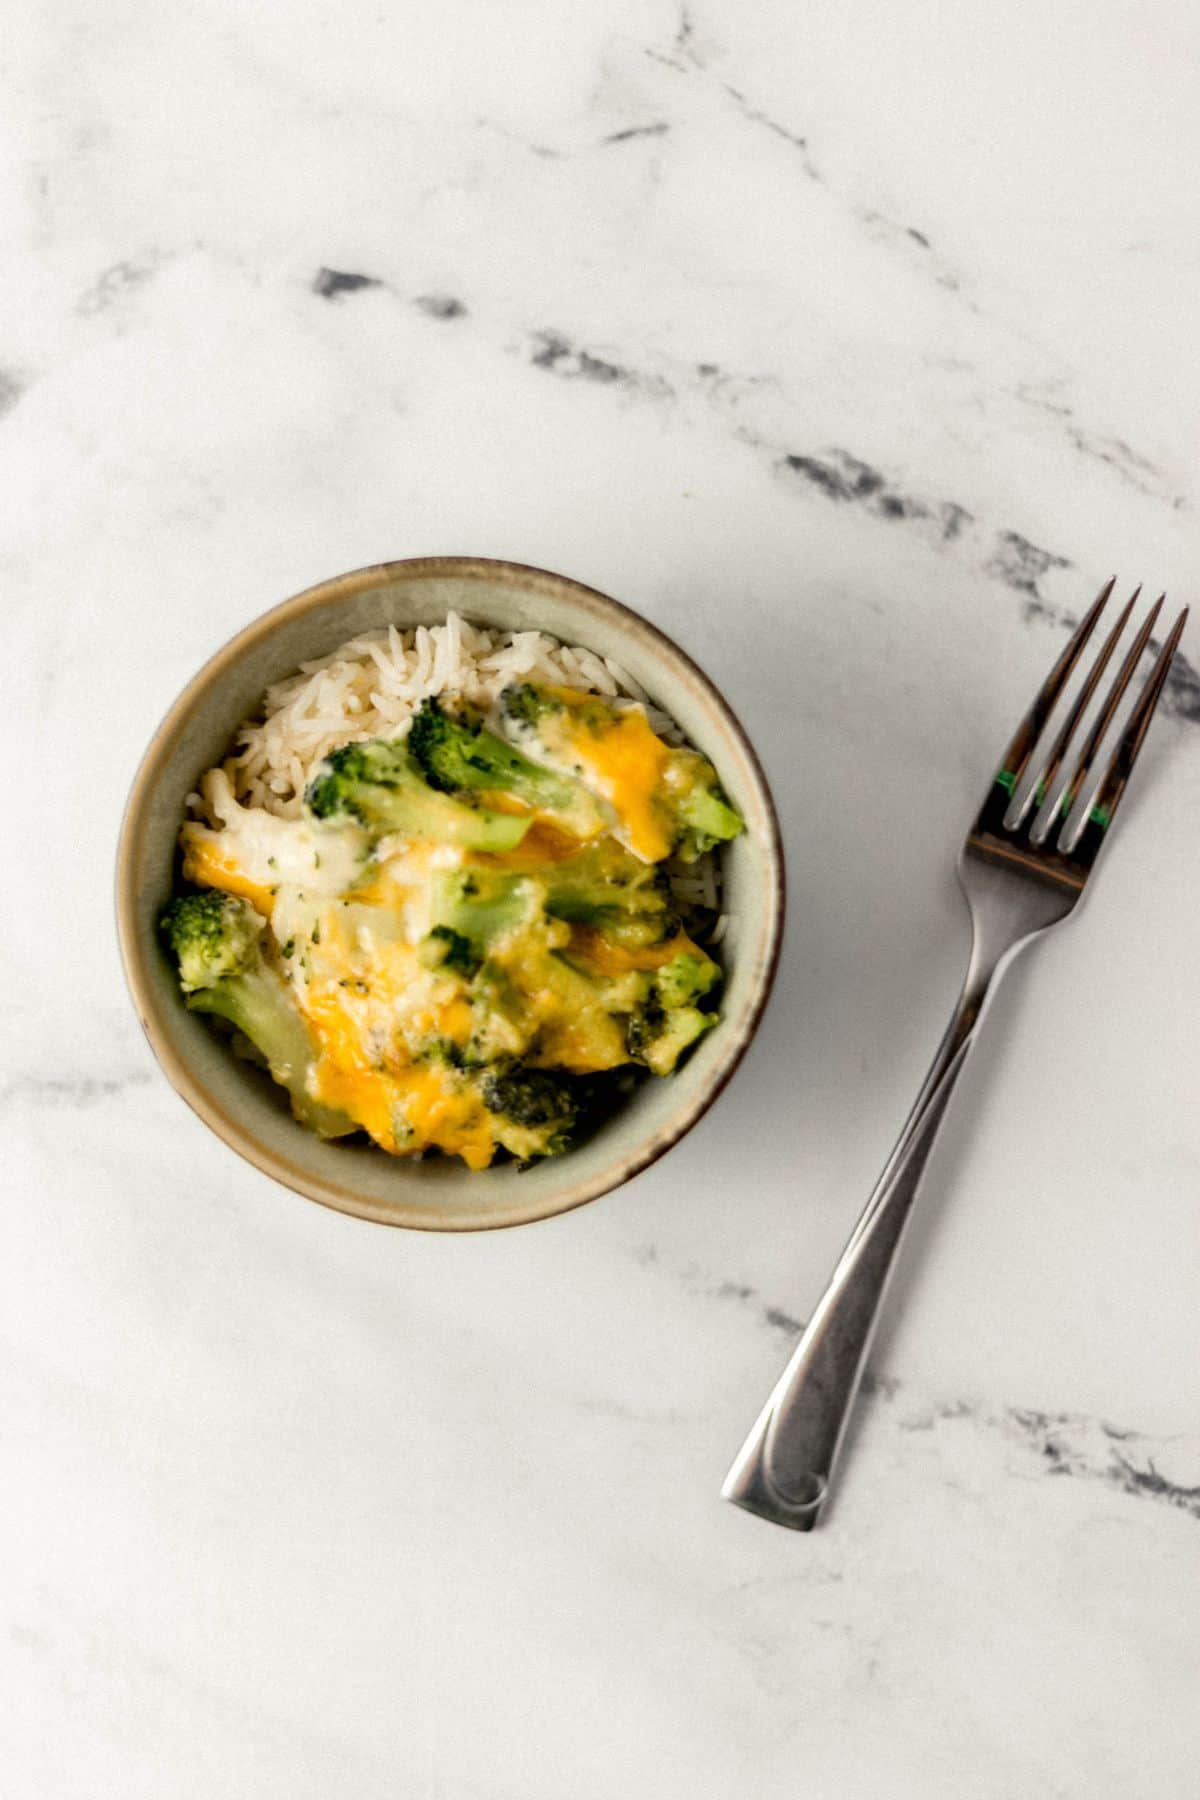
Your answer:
[1050,595,1164,836]
[1067,606,1188,863]
[989,578,1114,803]
[1013,586,1138,828]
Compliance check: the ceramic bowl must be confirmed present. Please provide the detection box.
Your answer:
[116,557,784,1230]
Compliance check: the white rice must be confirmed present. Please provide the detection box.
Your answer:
[226,611,678,816]
[205,611,727,935]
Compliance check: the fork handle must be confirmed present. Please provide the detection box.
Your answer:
[722,970,1000,1532]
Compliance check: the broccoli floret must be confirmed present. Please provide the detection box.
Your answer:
[304,736,531,852]
[482,1067,576,1129]
[409,697,601,836]
[660,747,744,860]
[627,1003,716,1076]
[499,682,560,730]
[413,1035,467,1069]
[417,924,479,976]
[463,960,530,1064]
[161,885,263,992]
[623,947,722,1072]
[428,869,537,954]
[481,1066,578,1159]
[542,842,677,948]
[654,948,722,1009]
[159,891,354,1137]
[673,778,744,860]
[501,681,617,735]
[503,682,744,862]
[626,995,717,1076]
[428,846,679,973]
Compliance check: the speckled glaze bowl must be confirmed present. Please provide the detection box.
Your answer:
[116,557,784,1230]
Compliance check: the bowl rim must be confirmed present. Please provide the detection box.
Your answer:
[115,555,785,1230]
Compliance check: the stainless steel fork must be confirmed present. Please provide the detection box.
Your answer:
[723,581,1188,1532]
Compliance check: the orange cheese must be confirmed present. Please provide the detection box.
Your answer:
[479,820,585,867]
[530,1017,628,1073]
[297,983,398,1149]
[311,1059,405,1153]
[180,683,723,1167]
[555,708,673,862]
[182,839,276,919]
[396,1064,496,1170]
[299,980,496,1167]
[566,926,705,978]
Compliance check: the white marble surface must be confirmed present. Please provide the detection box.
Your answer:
[4,2,1199,1793]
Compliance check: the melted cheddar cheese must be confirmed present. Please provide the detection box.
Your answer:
[299,977,495,1167]
[566,926,707,978]
[181,838,277,919]
[538,698,673,863]
[173,677,734,1169]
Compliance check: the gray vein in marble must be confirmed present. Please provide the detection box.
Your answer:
[414,293,469,319]
[78,258,158,316]
[634,2,701,72]
[1154,644,1200,723]
[1014,382,1187,510]
[310,270,469,325]
[0,369,27,416]
[641,0,1193,437]
[529,329,672,397]
[508,310,1188,709]
[1,1071,153,1109]
[476,116,565,161]
[604,121,671,144]
[1021,592,1200,724]
[984,529,1073,597]
[507,320,1094,624]
[779,448,972,540]
[477,112,671,161]
[312,267,383,300]
[856,211,961,291]
[775,447,1074,607]
[1002,1408,1200,1518]
[649,5,821,179]
[699,1267,1200,1514]
[1064,427,1183,505]
[717,80,820,178]
[647,1,980,297]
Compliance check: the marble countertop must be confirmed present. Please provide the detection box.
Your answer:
[4,2,1198,1793]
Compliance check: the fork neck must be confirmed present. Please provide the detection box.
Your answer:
[950,871,1071,1052]
[957,924,1018,1033]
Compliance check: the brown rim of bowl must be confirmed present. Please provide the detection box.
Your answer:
[115,556,786,1230]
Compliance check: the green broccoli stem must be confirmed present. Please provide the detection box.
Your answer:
[430,871,534,951]
[187,964,352,1137]
[410,698,580,810]
[361,791,528,852]
[675,785,744,852]
[628,1003,716,1075]
[305,739,530,852]
[449,888,531,945]
[539,844,676,945]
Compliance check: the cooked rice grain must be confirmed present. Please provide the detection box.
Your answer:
[210,609,722,921]
[229,610,682,816]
